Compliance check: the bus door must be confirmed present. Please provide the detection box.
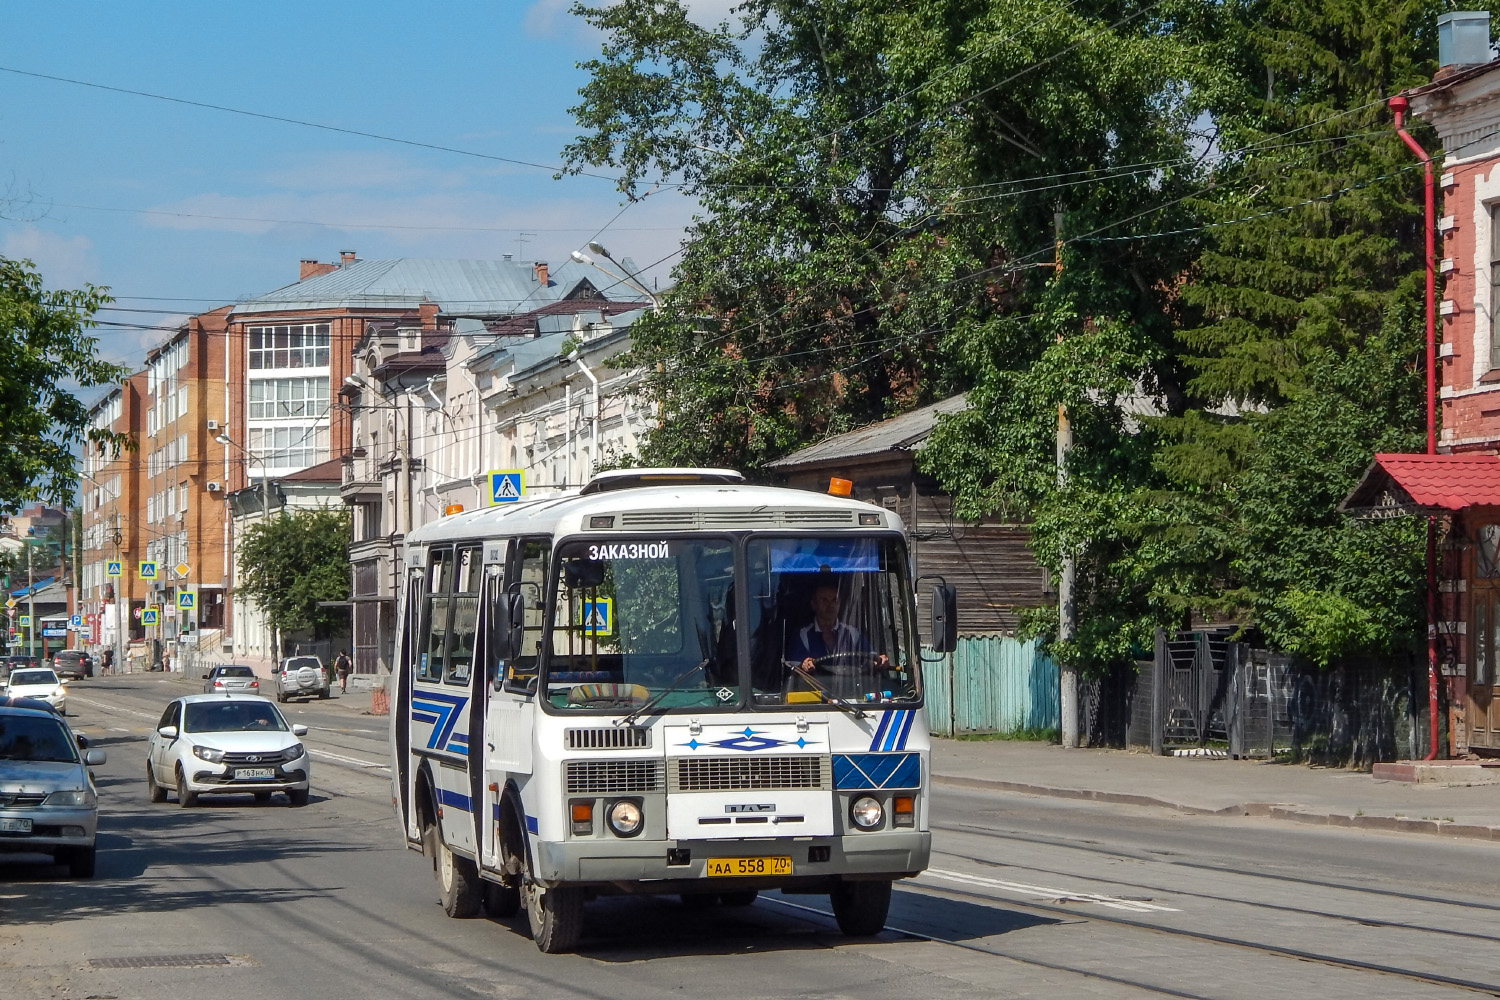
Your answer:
[473,538,507,869]
[394,558,424,845]
[482,537,548,864]
[412,544,483,855]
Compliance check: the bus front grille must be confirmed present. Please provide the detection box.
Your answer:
[669,755,831,792]
[565,759,663,794]
[566,727,651,750]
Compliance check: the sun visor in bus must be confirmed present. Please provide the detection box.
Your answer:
[767,538,879,573]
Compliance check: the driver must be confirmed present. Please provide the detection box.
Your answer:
[785,581,888,687]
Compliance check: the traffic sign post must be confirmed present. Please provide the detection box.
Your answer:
[487,470,525,505]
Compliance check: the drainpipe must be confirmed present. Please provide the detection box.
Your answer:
[1390,93,1441,760]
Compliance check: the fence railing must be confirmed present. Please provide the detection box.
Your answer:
[921,636,1059,737]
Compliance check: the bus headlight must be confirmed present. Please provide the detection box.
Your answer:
[607,799,643,837]
[850,796,884,830]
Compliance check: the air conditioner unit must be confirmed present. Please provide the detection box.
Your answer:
[206,481,221,492]
[206,419,220,431]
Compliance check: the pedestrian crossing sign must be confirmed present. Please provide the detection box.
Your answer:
[488,469,525,505]
[141,608,159,625]
[138,561,158,580]
[578,598,613,635]
[106,561,122,577]
[177,591,195,611]
[18,615,29,629]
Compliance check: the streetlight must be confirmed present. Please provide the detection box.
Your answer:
[570,244,660,311]
[217,431,280,663]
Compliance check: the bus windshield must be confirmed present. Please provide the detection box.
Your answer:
[544,539,737,711]
[541,534,919,712]
[745,537,919,706]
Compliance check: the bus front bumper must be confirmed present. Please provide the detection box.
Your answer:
[533,831,930,889]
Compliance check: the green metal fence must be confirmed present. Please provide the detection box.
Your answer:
[921,636,1059,736]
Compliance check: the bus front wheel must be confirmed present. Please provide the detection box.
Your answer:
[830,879,892,936]
[523,852,583,952]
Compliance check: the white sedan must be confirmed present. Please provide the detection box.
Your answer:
[4,668,67,715]
[146,694,310,807]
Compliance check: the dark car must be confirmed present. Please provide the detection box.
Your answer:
[50,650,92,681]
[0,654,40,680]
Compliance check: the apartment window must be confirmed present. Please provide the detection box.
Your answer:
[179,482,188,511]
[1492,204,1500,371]
[248,424,330,470]
[249,377,331,419]
[249,324,331,370]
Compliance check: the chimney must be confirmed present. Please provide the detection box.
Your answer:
[340,250,358,265]
[1439,11,1492,68]
[534,260,549,285]
[419,301,439,332]
[299,259,338,281]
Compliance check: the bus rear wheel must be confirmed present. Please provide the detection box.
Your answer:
[830,879,892,936]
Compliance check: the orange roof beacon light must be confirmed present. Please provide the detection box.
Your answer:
[444,503,464,516]
[828,477,853,497]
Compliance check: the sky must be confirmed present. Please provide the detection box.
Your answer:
[0,1,739,374]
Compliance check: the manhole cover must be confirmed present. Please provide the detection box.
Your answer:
[90,954,231,969]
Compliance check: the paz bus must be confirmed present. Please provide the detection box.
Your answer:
[389,468,953,952]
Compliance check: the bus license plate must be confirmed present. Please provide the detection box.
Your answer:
[705,856,791,877]
[0,817,32,833]
[236,768,275,780]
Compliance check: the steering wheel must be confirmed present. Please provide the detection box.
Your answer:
[788,652,881,672]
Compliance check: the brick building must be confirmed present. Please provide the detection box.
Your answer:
[80,372,149,660]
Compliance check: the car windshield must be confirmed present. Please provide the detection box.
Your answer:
[0,714,77,762]
[184,701,288,733]
[543,539,736,712]
[10,670,58,687]
[283,657,321,671]
[219,666,255,678]
[746,536,920,706]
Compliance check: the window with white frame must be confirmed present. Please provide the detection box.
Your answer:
[249,324,331,370]
[249,424,330,471]
[248,377,330,419]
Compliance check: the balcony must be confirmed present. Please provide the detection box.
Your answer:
[340,454,382,503]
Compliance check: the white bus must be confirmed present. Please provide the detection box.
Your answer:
[389,468,953,952]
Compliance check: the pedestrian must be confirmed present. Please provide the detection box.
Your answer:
[334,650,352,693]
[101,647,114,675]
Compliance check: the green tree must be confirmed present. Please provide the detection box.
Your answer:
[0,256,129,507]
[237,508,351,636]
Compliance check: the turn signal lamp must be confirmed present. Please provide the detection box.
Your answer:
[893,795,915,827]
[828,477,853,496]
[571,801,594,836]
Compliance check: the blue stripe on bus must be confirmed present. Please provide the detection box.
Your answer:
[525,815,538,834]
[869,711,894,751]
[437,788,472,812]
[892,710,916,751]
[412,711,439,724]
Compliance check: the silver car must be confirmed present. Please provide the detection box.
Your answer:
[273,656,330,702]
[0,704,106,878]
[202,664,261,694]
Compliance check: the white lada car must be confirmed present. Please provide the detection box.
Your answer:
[4,668,67,715]
[146,694,310,807]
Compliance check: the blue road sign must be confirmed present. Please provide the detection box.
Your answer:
[579,598,613,635]
[177,591,195,610]
[141,608,159,625]
[106,561,122,577]
[138,561,158,580]
[69,615,82,628]
[488,470,525,505]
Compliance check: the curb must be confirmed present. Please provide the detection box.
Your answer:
[932,774,1500,843]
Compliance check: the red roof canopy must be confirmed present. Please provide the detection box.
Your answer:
[1341,453,1500,513]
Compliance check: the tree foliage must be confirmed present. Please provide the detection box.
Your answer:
[237,508,351,635]
[0,256,129,508]
[565,0,1441,670]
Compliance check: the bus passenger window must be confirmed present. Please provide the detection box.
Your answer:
[512,539,549,674]
[445,546,481,685]
[420,547,453,683]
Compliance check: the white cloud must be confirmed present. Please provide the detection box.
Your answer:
[1,226,99,290]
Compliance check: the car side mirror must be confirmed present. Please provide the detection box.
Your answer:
[83,748,107,766]
[292,724,308,737]
[201,672,210,679]
[929,583,958,654]
[157,725,178,739]
[76,734,89,748]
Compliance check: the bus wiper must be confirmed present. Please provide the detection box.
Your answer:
[615,658,710,728]
[789,667,868,720]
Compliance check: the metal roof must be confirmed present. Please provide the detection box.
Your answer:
[764,395,969,470]
[1341,452,1500,512]
[230,257,653,316]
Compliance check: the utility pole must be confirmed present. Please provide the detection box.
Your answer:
[1054,206,1079,749]
[25,529,35,663]
[113,514,125,676]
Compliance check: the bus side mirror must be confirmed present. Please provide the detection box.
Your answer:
[490,591,524,659]
[930,584,957,653]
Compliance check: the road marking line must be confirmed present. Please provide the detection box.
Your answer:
[922,867,1180,913]
[68,696,158,721]
[310,748,390,772]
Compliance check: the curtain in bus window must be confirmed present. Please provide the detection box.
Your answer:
[444,547,481,685]
[421,548,454,682]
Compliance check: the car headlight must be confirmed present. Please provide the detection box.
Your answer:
[192,745,225,763]
[43,789,96,808]
[606,799,643,837]
[850,795,884,830]
[283,743,305,761]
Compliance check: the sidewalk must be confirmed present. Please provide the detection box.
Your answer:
[931,739,1500,843]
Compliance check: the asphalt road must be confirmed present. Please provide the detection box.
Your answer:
[2,673,1497,999]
